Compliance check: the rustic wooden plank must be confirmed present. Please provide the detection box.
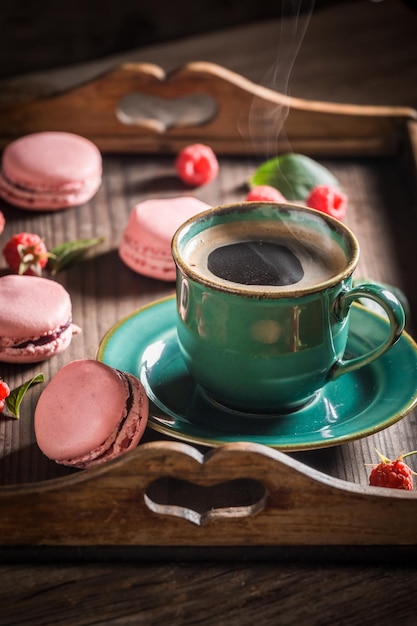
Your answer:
[1,4,417,620]
[0,67,417,553]
[0,441,416,548]
[1,150,416,491]
[0,62,416,155]
[2,557,417,625]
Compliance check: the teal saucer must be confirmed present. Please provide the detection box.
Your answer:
[97,296,417,451]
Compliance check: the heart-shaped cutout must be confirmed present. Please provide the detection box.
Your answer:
[116,92,218,132]
[145,477,267,526]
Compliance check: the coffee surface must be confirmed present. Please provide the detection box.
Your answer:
[208,241,304,286]
[182,220,348,293]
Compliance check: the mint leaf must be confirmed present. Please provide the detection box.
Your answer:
[47,237,105,275]
[249,153,340,201]
[5,373,45,419]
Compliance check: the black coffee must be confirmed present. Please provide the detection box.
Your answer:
[207,241,304,286]
[182,220,347,293]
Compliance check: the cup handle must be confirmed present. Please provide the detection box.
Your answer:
[330,283,406,380]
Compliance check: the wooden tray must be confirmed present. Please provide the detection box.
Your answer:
[1,61,416,157]
[0,63,417,560]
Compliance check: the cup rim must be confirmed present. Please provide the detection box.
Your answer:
[171,201,360,298]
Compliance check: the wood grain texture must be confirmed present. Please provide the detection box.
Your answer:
[1,441,417,549]
[1,3,417,621]
[0,62,416,155]
[2,560,417,625]
[0,0,321,81]
[1,131,417,553]
[1,0,416,110]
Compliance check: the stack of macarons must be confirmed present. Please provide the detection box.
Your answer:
[0,135,213,468]
[0,274,80,363]
[118,196,210,281]
[1,276,149,468]
[34,359,149,469]
[0,131,102,210]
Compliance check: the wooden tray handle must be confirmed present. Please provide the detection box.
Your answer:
[1,62,416,156]
[0,440,416,548]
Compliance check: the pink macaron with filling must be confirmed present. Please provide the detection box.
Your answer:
[0,274,80,363]
[34,359,149,469]
[118,196,211,281]
[0,131,102,210]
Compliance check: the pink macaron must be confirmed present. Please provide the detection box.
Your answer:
[118,196,211,281]
[0,131,102,210]
[0,274,80,363]
[34,359,149,469]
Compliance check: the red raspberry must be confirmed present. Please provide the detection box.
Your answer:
[175,143,219,186]
[3,232,49,276]
[246,186,287,202]
[369,450,415,490]
[306,184,348,221]
[0,379,10,413]
[0,210,5,235]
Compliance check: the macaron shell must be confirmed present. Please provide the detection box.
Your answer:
[61,372,149,469]
[34,360,148,464]
[119,196,210,280]
[0,132,102,210]
[0,274,77,363]
[0,275,72,338]
[3,132,102,190]
[0,323,80,364]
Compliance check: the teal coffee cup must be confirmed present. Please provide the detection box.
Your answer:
[171,202,405,415]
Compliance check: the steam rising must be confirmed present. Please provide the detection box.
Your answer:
[245,0,316,157]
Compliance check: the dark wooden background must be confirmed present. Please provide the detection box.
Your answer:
[1,1,417,624]
[0,0,336,80]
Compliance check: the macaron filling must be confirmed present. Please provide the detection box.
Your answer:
[0,321,80,362]
[120,236,174,273]
[13,318,73,349]
[0,172,101,208]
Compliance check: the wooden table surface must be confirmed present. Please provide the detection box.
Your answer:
[2,1,417,624]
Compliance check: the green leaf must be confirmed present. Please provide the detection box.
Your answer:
[249,153,341,201]
[47,237,105,275]
[5,373,45,419]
